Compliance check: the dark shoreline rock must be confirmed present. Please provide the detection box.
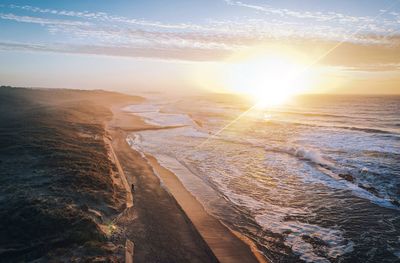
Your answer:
[338,173,355,183]
[358,183,380,196]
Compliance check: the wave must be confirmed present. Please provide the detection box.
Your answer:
[122,103,160,113]
[266,119,399,136]
[264,145,334,168]
[338,125,396,135]
[264,145,400,210]
[271,109,353,119]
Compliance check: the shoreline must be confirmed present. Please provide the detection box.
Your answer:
[108,102,265,263]
[146,154,267,263]
[107,103,219,262]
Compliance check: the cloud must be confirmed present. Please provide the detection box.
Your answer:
[0,13,90,26]
[46,23,244,50]
[223,0,400,34]
[9,4,205,30]
[1,3,400,70]
[0,41,231,61]
[5,0,400,44]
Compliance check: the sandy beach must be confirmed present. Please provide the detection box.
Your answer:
[107,103,263,263]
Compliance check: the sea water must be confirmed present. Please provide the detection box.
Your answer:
[125,94,400,263]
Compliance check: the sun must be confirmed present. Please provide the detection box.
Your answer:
[223,48,313,107]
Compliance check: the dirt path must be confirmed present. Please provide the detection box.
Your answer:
[106,137,133,208]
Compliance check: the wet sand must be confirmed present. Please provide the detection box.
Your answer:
[147,155,266,263]
[107,103,264,263]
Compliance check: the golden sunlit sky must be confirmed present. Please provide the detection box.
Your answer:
[1,0,400,96]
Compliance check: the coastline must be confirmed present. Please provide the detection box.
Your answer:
[147,154,266,263]
[107,103,219,262]
[108,102,265,263]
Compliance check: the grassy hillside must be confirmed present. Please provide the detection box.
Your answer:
[0,87,141,261]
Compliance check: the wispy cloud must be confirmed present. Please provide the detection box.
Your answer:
[224,0,372,22]
[7,3,400,41]
[0,41,231,61]
[1,3,400,69]
[0,13,90,26]
[223,0,400,35]
[9,4,205,30]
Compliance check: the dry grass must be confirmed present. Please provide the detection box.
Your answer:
[0,86,140,261]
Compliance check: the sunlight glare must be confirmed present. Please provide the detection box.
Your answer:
[224,49,313,107]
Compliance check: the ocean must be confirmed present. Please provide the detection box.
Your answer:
[125,94,400,263]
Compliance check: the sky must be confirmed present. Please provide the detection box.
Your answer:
[1,0,400,94]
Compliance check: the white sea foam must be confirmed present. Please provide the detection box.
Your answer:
[137,111,196,126]
[126,134,145,158]
[123,97,400,262]
[264,144,399,210]
[255,211,354,263]
[265,145,334,168]
[122,103,160,113]
[126,127,219,211]
[211,176,353,262]
[123,103,198,127]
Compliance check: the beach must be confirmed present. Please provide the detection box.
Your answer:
[118,94,400,263]
[107,102,262,263]
[0,87,260,262]
[3,1,400,261]
[2,87,398,262]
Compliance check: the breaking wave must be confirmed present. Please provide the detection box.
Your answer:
[264,145,334,168]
